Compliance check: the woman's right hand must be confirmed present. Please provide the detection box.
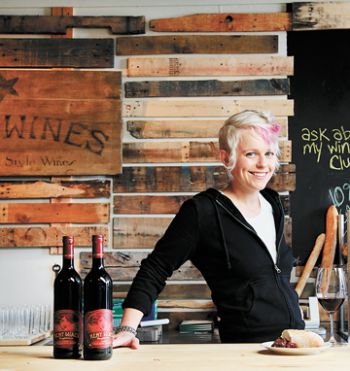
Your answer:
[113,331,140,349]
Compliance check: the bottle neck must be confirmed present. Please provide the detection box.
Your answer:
[62,242,74,269]
[92,236,105,269]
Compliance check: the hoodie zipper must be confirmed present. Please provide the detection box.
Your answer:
[216,198,281,269]
[216,195,296,325]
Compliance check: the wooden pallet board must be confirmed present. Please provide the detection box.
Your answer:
[80,251,202,281]
[293,2,350,30]
[0,226,108,247]
[0,203,109,224]
[122,140,291,163]
[116,35,278,55]
[112,216,292,249]
[124,78,290,98]
[0,38,114,68]
[113,194,290,215]
[0,180,110,199]
[113,217,173,248]
[150,12,291,32]
[0,15,145,34]
[127,117,288,139]
[113,282,211,299]
[127,56,294,77]
[0,70,122,176]
[113,165,296,193]
[123,99,293,117]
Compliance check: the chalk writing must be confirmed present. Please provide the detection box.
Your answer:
[328,181,350,212]
[301,126,350,170]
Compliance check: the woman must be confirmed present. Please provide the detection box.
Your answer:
[113,110,304,348]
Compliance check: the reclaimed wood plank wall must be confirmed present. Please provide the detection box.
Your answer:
[1,1,346,323]
[111,5,295,327]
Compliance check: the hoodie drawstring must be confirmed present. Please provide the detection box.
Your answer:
[212,198,232,270]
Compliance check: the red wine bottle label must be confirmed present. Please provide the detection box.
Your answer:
[54,309,82,348]
[84,309,113,349]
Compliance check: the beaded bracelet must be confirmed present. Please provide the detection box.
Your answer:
[115,325,137,336]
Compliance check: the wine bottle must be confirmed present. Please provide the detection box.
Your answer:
[83,235,113,360]
[53,236,82,359]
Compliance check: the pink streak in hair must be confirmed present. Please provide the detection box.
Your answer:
[256,121,281,144]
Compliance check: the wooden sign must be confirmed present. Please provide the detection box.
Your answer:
[293,2,350,30]
[0,180,110,199]
[0,15,145,34]
[123,99,293,117]
[0,203,109,224]
[0,38,114,68]
[80,251,202,281]
[116,35,278,55]
[127,117,289,138]
[113,164,296,193]
[0,226,108,247]
[124,78,290,98]
[122,141,291,163]
[150,12,291,32]
[127,56,294,77]
[0,70,122,175]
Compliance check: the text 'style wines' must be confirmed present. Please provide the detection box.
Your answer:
[83,235,113,360]
[53,236,83,359]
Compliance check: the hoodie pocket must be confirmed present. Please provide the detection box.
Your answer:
[245,278,291,328]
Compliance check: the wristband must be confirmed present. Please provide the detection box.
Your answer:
[115,325,137,336]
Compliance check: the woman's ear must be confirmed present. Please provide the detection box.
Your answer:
[220,149,231,168]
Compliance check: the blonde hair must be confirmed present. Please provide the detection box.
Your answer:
[219,110,280,170]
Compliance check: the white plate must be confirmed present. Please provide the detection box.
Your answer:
[262,341,332,355]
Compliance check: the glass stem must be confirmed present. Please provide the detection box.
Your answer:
[329,312,336,344]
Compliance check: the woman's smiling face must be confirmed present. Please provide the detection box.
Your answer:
[230,128,278,193]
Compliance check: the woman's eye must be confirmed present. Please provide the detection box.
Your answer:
[245,152,256,158]
[266,151,275,157]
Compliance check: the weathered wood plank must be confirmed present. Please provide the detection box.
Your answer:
[80,251,202,281]
[292,2,350,30]
[123,99,293,117]
[51,7,73,38]
[127,56,294,77]
[0,71,122,176]
[113,217,292,248]
[113,217,172,248]
[0,38,114,68]
[127,117,288,139]
[0,226,108,247]
[122,140,291,163]
[0,203,109,224]
[150,12,291,32]
[114,195,191,214]
[0,70,121,99]
[0,15,145,35]
[116,35,278,55]
[113,282,211,299]
[124,78,290,98]
[157,300,215,309]
[113,194,290,215]
[113,165,296,193]
[0,180,110,199]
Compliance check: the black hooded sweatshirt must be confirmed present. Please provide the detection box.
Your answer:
[123,188,305,343]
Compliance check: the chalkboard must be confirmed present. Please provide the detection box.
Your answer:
[288,30,350,264]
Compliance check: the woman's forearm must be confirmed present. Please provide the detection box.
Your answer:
[120,307,144,329]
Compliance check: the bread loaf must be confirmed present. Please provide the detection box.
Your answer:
[281,329,324,348]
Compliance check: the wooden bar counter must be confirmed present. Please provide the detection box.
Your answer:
[0,344,349,370]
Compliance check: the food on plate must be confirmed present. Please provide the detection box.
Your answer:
[272,329,324,348]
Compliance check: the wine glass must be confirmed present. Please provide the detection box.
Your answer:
[315,266,347,345]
